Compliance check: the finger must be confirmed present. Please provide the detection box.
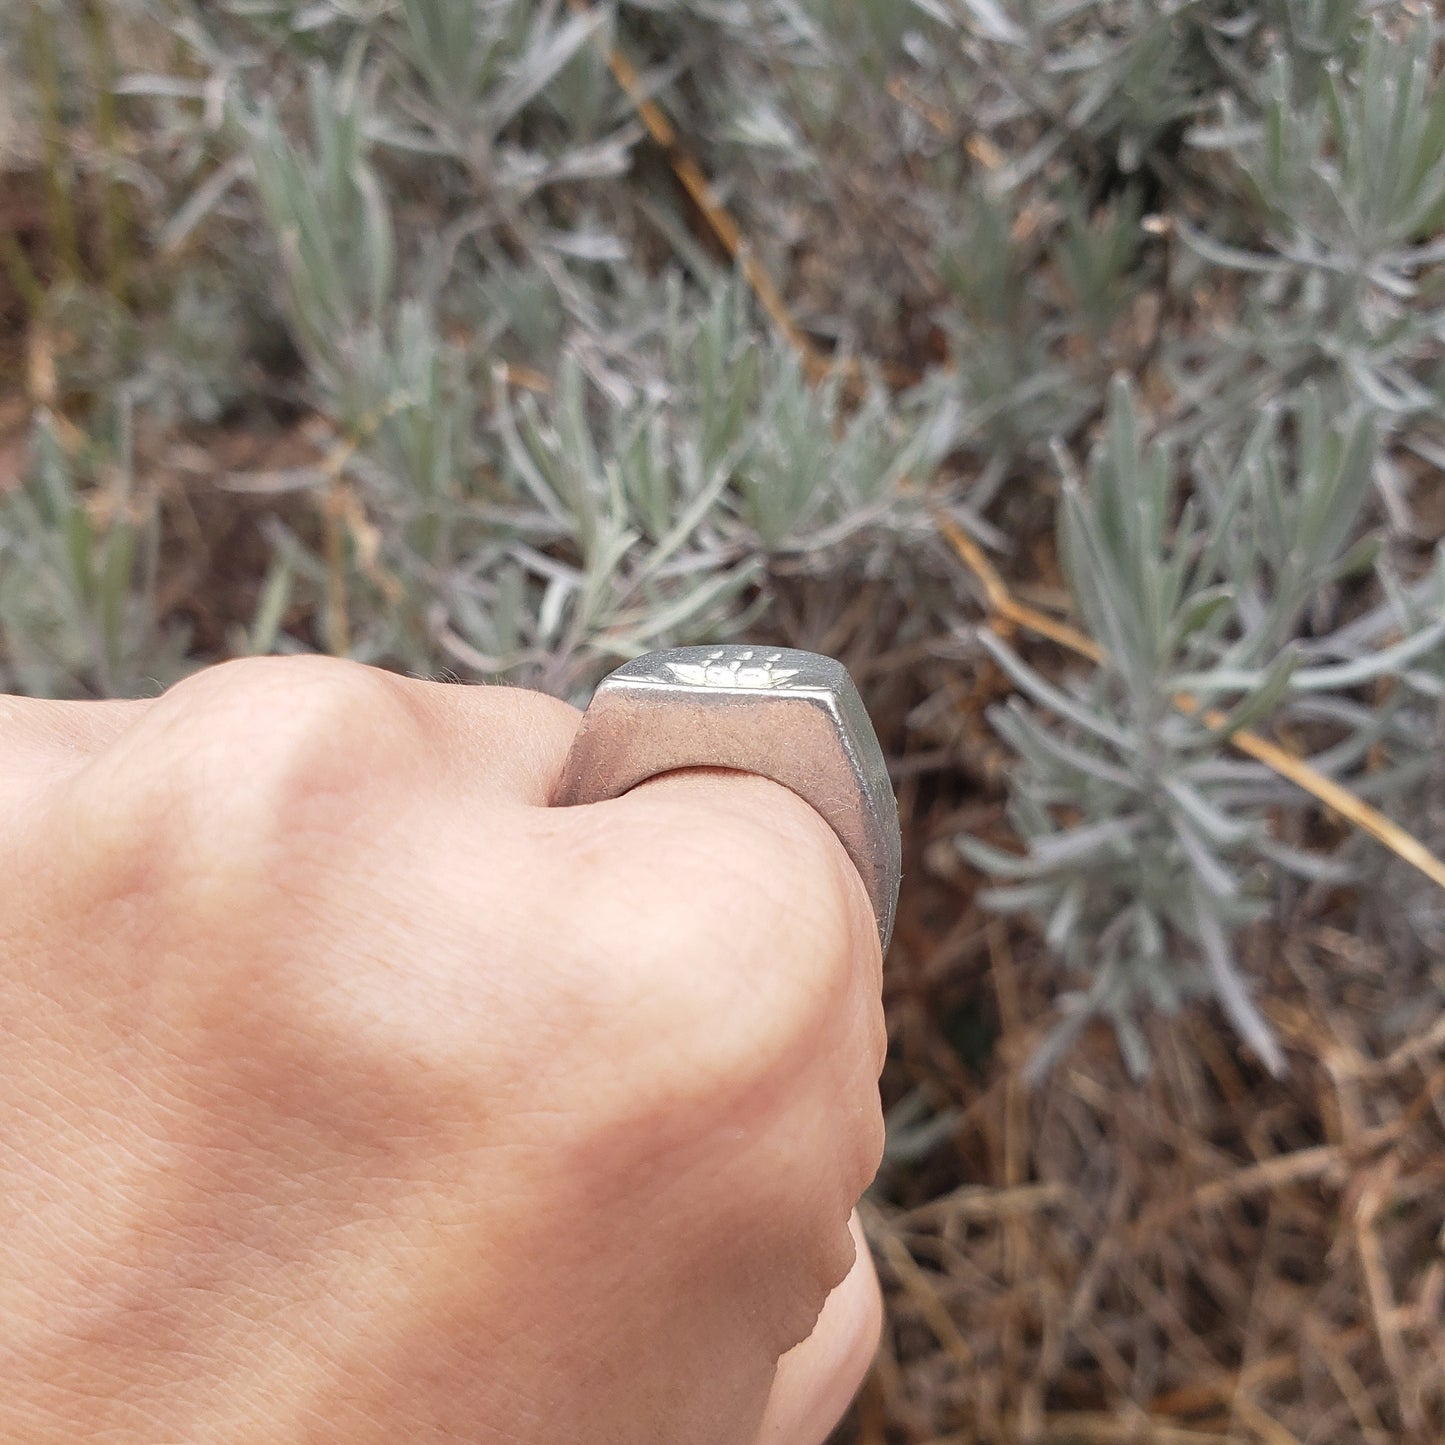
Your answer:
[593,767,882,981]
[499,768,887,1259]
[386,674,583,808]
[545,768,886,1089]
[753,1212,883,1445]
[557,763,886,1064]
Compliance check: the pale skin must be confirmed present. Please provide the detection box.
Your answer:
[0,656,886,1443]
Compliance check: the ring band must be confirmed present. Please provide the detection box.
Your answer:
[550,646,901,952]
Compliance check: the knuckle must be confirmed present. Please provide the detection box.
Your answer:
[171,656,410,808]
[163,655,417,778]
[65,657,424,910]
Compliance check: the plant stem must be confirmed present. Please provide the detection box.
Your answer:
[0,227,46,318]
[27,0,82,285]
[83,0,129,303]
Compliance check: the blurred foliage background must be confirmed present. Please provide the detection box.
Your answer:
[1,0,1443,1439]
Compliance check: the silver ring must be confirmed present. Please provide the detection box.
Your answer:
[551,646,901,952]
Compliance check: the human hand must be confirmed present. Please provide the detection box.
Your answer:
[0,657,885,1443]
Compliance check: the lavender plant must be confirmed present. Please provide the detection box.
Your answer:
[0,410,191,697]
[963,381,1442,1074]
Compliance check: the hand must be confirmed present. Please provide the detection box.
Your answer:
[0,657,885,1443]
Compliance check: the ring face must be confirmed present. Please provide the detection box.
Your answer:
[551,646,902,953]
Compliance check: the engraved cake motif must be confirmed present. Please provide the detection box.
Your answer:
[666,650,800,689]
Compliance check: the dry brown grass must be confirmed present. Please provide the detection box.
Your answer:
[834,789,1445,1443]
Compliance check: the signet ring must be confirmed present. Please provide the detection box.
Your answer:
[550,646,902,953]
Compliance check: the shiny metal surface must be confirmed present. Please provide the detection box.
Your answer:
[551,646,902,953]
